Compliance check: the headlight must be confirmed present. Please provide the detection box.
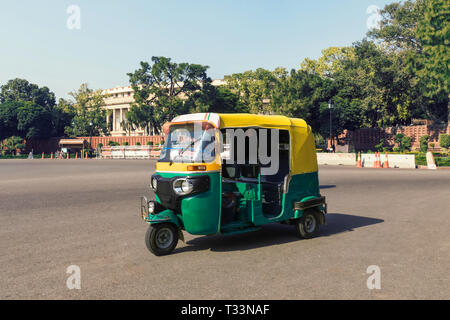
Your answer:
[151,177,157,190]
[173,178,194,195]
[148,201,156,214]
[181,180,194,194]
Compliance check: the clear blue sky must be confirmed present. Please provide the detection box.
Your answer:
[0,0,395,100]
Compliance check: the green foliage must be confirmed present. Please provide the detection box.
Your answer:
[63,84,108,137]
[414,0,449,122]
[127,57,211,133]
[122,141,129,146]
[136,142,141,146]
[97,143,103,148]
[394,133,412,152]
[375,139,386,152]
[108,140,119,146]
[0,78,55,109]
[419,135,430,152]
[440,134,450,149]
[147,141,153,146]
[3,136,25,155]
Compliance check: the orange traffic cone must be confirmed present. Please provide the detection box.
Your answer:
[75,152,78,160]
[357,152,362,168]
[51,153,53,159]
[373,152,379,168]
[66,152,69,160]
[42,152,44,159]
[384,152,390,168]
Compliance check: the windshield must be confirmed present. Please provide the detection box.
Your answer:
[159,123,216,163]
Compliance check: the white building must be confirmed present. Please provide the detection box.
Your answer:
[102,80,226,137]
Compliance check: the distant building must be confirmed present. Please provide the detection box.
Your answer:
[102,80,226,136]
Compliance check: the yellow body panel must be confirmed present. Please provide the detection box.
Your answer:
[218,113,317,175]
[156,160,221,173]
[157,113,318,175]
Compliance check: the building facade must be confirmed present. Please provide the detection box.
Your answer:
[102,80,227,137]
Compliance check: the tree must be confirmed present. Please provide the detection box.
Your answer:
[64,84,108,137]
[368,0,448,123]
[0,101,20,140]
[414,0,449,122]
[367,0,425,51]
[394,133,412,152]
[187,85,248,114]
[16,102,53,139]
[300,46,355,78]
[0,78,56,110]
[271,69,335,131]
[439,134,450,150]
[419,135,430,152]
[224,68,282,114]
[127,57,211,133]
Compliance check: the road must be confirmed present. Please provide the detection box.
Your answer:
[0,159,449,299]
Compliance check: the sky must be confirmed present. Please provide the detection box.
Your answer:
[0,0,395,100]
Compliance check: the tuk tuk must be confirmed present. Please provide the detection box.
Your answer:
[141,113,327,256]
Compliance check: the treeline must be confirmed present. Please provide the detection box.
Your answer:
[127,0,449,140]
[1,0,448,150]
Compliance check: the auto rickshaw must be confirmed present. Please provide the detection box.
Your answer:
[140,113,327,256]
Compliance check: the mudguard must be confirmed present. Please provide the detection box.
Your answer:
[294,196,327,224]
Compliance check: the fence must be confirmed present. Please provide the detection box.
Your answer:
[100,145,162,159]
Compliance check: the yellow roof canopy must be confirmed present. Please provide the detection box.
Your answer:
[218,113,307,130]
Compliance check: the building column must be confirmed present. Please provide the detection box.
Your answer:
[112,108,116,132]
[120,108,123,132]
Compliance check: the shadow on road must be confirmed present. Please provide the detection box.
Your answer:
[174,213,384,254]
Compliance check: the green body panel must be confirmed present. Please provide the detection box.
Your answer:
[155,171,222,235]
[151,170,321,236]
[220,171,321,233]
[146,209,182,226]
[275,171,321,222]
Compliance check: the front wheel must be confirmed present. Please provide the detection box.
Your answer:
[295,210,319,239]
[145,223,179,256]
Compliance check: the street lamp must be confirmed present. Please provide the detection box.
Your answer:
[89,121,93,158]
[328,100,333,153]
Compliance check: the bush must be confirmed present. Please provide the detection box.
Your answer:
[440,134,450,150]
[97,143,103,149]
[147,141,153,146]
[136,142,141,146]
[419,135,429,153]
[122,142,129,146]
[3,136,26,155]
[394,134,412,153]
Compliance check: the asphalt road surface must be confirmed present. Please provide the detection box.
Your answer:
[0,160,449,299]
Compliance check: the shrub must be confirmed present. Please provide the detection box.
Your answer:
[122,142,129,146]
[136,142,141,146]
[419,135,429,153]
[97,143,103,149]
[394,134,412,153]
[147,141,153,146]
[440,134,450,150]
[4,136,26,155]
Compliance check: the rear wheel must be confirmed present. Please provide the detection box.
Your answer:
[295,209,319,239]
[145,223,179,256]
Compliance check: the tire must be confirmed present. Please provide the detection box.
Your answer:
[145,223,179,256]
[295,209,319,239]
